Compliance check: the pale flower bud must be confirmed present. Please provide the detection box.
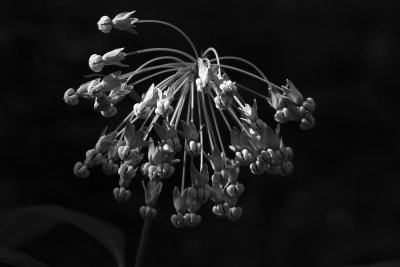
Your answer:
[97,16,112,33]
[89,54,104,72]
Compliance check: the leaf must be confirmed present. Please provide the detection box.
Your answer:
[0,205,126,267]
[0,246,50,267]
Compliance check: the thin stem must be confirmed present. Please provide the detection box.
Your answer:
[207,93,225,156]
[181,93,191,192]
[126,47,196,62]
[202,47,220,75]
[115,110,136,133]
[137,20,199,59]
[200,93,216,151]
[196,91,204,170]
[208,90,231,131]
[219,64,282,91]
[228,107,250,136]
[190,79,195,123]
[236,82,269,100]
[134,218,152,267]
[132,68,180,86]
[170,79,189,126]
[233,95,245,110]
[213,56,269,81]
[139,107,156,132]
[143,114,160,140]
[122,63,188,81]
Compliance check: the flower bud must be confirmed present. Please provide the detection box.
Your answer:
[140,206,157,219]
[94,95,111,112]
[302,97,315,113]
[184,213,201,227]
[101,159,118,175]
[250,161,265,175]
[101,104,117,117]
[118,145,131,160]
[188,201,201,214]
[87,80,104,98]
[227,183,243,197]
[148,165,157,180]
[89,54,104,72]
[84,149,102,168]
[64,88,79,105]
[118,164,137,180]
[134,103,151,119]
[113,187,131,202]
[73,162,89,178]
[299,113,315,130]
[141,162,151,176]
[171,213,185,228]
[227,206,243,220]
[281,161,293,176]
[97,16,112,33]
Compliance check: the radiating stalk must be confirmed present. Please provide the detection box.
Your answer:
[236,82,269,100]
[206,93,226,155]
[126,47,196,62]
[202,47,221,75]
[136,20,199,59]
[196,90,204,170]
[212,56,269,81]
[220,64,282,91]
[200,93,217,151]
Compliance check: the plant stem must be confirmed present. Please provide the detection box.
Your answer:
[134,218,152,267]
[137,20,199,59]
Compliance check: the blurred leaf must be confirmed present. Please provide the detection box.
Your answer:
[0,246,50,267]
[0,205,125,267]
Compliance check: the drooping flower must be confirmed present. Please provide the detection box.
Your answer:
[112,11,139,34]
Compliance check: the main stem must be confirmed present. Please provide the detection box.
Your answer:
[134,218,152,267]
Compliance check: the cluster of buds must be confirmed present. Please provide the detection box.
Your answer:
[269,79,316,130]
[195,59,237,110]
[64,71,133,118]
[204,148,244,220]
[65,9,316,227]
[230,100,294,176]
[141,121,181,182]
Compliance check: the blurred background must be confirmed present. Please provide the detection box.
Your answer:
[1,0,400,266]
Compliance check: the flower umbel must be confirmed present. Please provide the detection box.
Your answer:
[65,10,316,228]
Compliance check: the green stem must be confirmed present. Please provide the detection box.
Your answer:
[134,218,152,267]
[137,20,199,59]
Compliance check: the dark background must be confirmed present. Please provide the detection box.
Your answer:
[1,0,400,266]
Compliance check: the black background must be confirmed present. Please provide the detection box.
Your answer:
[1,0,400,266]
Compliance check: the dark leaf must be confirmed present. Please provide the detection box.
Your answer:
[0,205,126,267]
[0,246,50,267]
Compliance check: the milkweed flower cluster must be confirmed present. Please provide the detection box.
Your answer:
[65,10,315,228]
